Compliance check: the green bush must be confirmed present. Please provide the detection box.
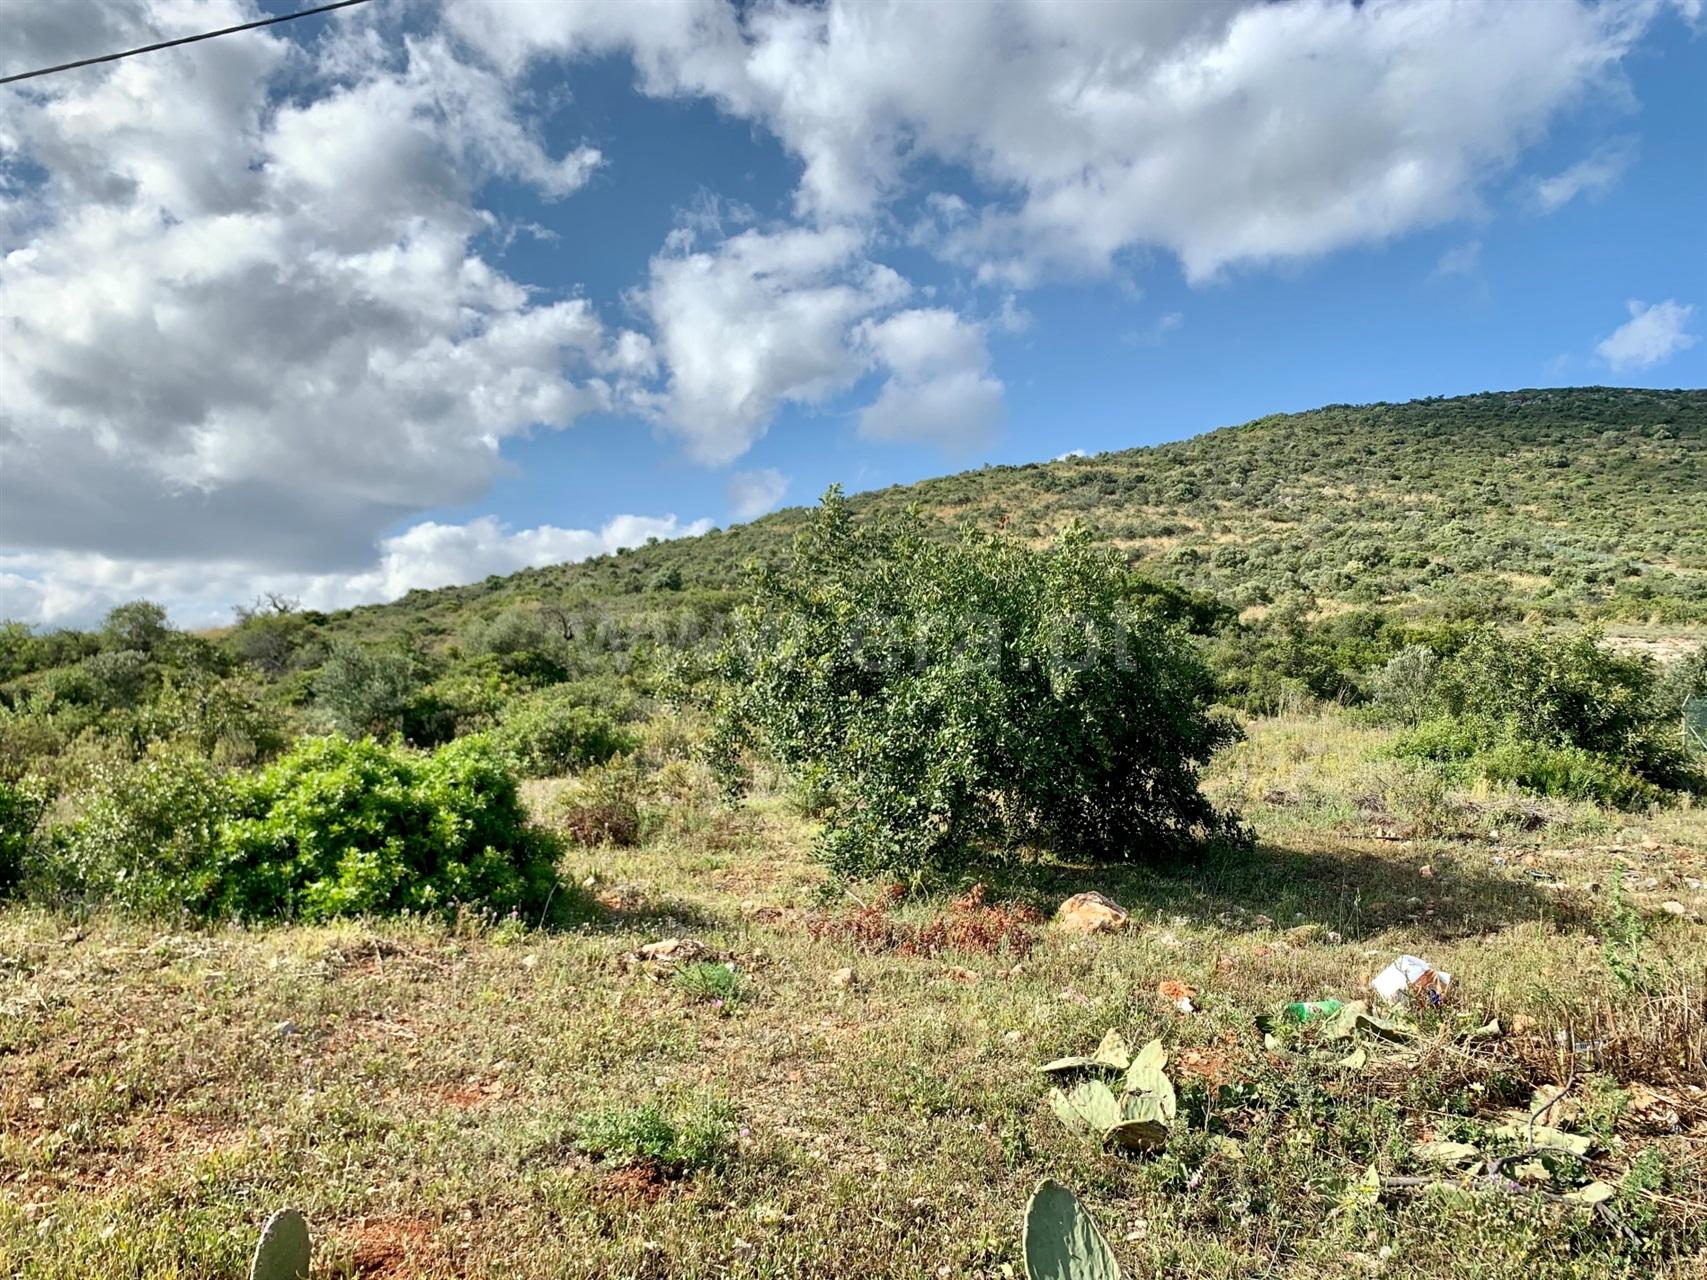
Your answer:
[1393,718,1663,809]
[1433,628,1669,764]
[708,488,1241,877]
[490,686,635,777]
[1386,628,1700,806]
[0,776,48,897]
[46,735,561,921]
[1477,741,1660,809]
[313,642,422,740]
[100,600,170,656]
[556,755,646,847]
[51,749,235,914]
[216,735,560,922]
[1370,644,1442,726]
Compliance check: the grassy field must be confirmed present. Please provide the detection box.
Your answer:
[3,713,1705,1279]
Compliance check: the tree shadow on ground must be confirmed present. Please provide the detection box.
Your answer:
[548,879,725,936]
[963,839,1594,944]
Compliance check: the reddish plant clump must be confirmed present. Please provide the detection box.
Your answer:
[807,884,1041,958]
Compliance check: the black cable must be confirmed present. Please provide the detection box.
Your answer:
[0,0,380,87]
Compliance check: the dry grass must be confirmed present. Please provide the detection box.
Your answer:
[3,713,1706,1277]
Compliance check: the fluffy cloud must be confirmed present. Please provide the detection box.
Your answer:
[1,0,1688,625]
[0,513,712,629]
[856,309,1005,451]
[634,223,913,463]
[0,2,637,575]
[725,468,790,521]
[455,0,1659,284]
[1594,299,1699,371]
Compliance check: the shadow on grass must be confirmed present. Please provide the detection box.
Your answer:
[541,878,726,936]
[954,839,1594,944]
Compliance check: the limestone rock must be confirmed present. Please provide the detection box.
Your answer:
[1054,892,1129,935]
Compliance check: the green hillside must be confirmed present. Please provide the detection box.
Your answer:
[327,386,1707,653]
[3,386,1703,782]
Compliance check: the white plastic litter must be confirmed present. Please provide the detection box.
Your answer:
[1371,954,1452,1004]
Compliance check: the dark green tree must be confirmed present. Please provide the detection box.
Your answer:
[708,489,1242,877]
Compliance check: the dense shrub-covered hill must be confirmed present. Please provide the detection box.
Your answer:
[322,386,1705,651]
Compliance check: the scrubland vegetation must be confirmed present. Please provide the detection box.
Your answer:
[2,389,1705,1277]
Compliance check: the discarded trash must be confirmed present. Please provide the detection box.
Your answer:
[1322,1000,1411,1042]
[1552,1030,1609,1056]
[1371,955,1452,1005]
[1282,999,1346,1024]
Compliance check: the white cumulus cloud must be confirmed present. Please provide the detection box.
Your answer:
[634,223,912,464]
[454,0,1661,285]
[856,309,1005,451]
[1594,299,1699,371]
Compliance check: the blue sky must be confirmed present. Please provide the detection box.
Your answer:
[1,0,1703,625]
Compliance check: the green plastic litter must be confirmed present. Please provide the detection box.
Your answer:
[1282,999,1346,1024]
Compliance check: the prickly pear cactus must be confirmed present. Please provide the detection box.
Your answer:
[250,1208,311,1280]
[1022,1178,1122,1280]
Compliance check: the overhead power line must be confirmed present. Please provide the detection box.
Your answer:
[0,0,379,87]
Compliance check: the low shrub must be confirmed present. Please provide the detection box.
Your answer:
[217,735,560,921]
[0,775,48,897]
[1476,741,1661,810]
[556,756,646,847]
[490,686,635,778]
[1393,718,1662,809]
[46,735,562,922]
[673,960,741,1007]
[50,749,234,914]
[573,1100,733,1172]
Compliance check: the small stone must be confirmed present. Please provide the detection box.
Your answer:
[274,1020,299,1038]
[1053,891,1130,934]
[625,937,720,974]
[829,967,855,989]
[1156,979,1198,1013]
[1661,901,1690,917]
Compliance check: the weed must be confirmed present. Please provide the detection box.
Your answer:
[556,756,647,847]
[572,1100,734,1174]
[672,959,741,1007]
[806,883,1041,958]
[1600,867,1655,995]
